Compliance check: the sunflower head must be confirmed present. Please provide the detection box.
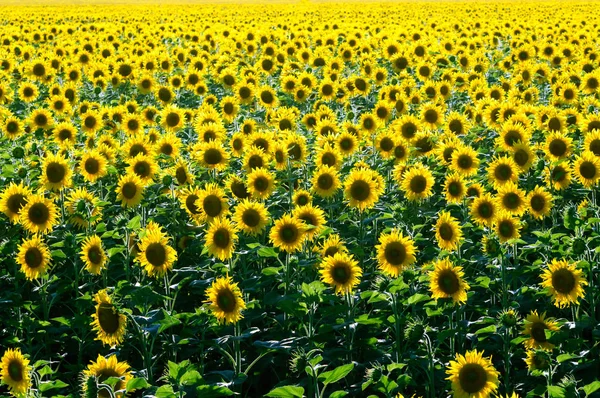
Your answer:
[91,290,127,347]
[1,348,31,396]
[319,252,362,295]
[205,276,246,324]
[269,214,306,253]
[376,229,417,277]
[540,259,587,308]
[428,258,470,304]
[445,350,500,398]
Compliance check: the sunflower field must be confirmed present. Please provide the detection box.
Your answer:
[1,0,600,397]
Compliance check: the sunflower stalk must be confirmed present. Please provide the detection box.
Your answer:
[423,332,436,398]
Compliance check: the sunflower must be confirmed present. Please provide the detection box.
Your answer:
[2,116,24,139]
[524,350,551,373]
[584,129,600,157]
[451,146,480,177]
[80,235,107,275]
[155,133,181,159]
[64,187,102,230]
[53,122,77,148]
[496,182,527,216]
[0,182,32,223]
[122,113,144,136]
[527,186,553,220]
[399,163,435,202]
[204,217,238,261]
[510,142,536,172]
[494,212,521,243]
[127,154,158,184]
[40,152,72,191]
[234,199,270,236]
[82,354,132,398]
[206,275,246,324]
[573,151,600,188]
[444,173,467,204]
[445,350,500,398]
[540,259,587,308]
[376,229,417,277]
[136,221,177,278]
[487,156,519,189]
[292,189,312,208]
[497,121,529,151]
[80,110,101,135]
[312,165,340,198]
[545,162,572,191]
[429,258,470,304]
[116,173,144,208]
[80,149,108,183]
[247,168,276,200]
[172,159,193,186]
[544,132,572,161]
[420,103,444,129]
[243,146,269,172]
[270,214,306,253]
[435,211,463,252]
[293,204,327,241]
[337,131,359,156]
[522,310,560,351]
[16,235,52,281]
[195,183,229,222]
[91,289,127,347]
[1,348,31,396]
[470,193,497,227]
[316,233,348,258]
[319,252,362,295]
[344,169,382,211]
[19,194,58,235]
[286,133,308,163]
[18,81,38,103]
[316,144,342,168]
[194,141,230,171]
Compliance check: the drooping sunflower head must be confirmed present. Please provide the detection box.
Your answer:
[445,350,500,398]
[91,289,127,347]
[319,252,362,295]
[205,275,246,324]
[204,217,238,261]
[1,348,31,396]
[375,229,417,277]
[429,258,470,304]
[540,259,587,308]
[269,214,306,253]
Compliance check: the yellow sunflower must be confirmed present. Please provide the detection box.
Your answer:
[316,234,348,258]
[204,217,238,261]
[127,154,158,184]
[91,289,127,346]
[540,259,587,308]
[399,163,435,202]
[234,199,270,236]
[195,183,229,222]
[487,156,519,189]
[19,194,58,235]
[136,221,177,278]
[494,212,521,243]
[80,149,108,183]
[343,169,383,211]
[312,165,340,198]
[65,187,102,230]
[444,173,467,204]
[82,355,132,398]
[522,310,560,351]
[247,168,276,200]
[293,204,327,241]
[544,162,572,191]
[573,151,600,188]
[429,258,470,304]
[375,229,417,277]
[80,235,107,275]
[269,214,306,253]
[0,182,32,223]
[451,146,480,177]
[16,235,52,281]
[435,211,463,252]
[1,348,31,396]
[205,275,246,324]
[40,152,72,191]
[470,193,497,227]
[527,186,553,220]
[445,350,500,398]
[496,182,527,216]
[319,252,362,295]
[116,173,144,208]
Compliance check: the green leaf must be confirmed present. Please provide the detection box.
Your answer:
[320,363,354,385]
[257,246,279,257]
[180,370,203,387]
[548,385,565,398]
[127,215,141,230]
[103,377,122,388]
[156,384,177,398]
[262,267,281,276]
[582,381,600,396]
[38,380,69,392]
[475,325,496,335]
[158,310,181,333]
[195,385,234,397]
[51,249,67,259]
[406,293,429,305]
[556,353,578,363]
[51,317,71,326]
[330,392,348,398]
[265,385,305,398]
[126,377,150,392]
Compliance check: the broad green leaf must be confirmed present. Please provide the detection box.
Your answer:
[320,363,354,385]
[265,385,305,398]
[38,380,69,392]
[126,377,150,392]
[582,381,600,396]
[127,215,141,230]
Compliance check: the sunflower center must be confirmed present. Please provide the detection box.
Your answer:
[504,131,521,147]
[166,113,180,127]
[580,161,597,179]
[457,155,473,169]
[88,246,103,265]
[449,120,463,134]
[129,144,146,157]
[409,175,427,194]
[513,149,529,166]
[401,123,417,139]
[175,168,187,184]
[260,90,274,104]
[549,139,567,157]
[350,180,370,201]
[424,109,438,124]
[324,247,339,257]
[213,228,230,248]
[248,155,263,170]
[239,87,251,99]
[340,138,353,150]
[288,143,302,160]
[217,289,237,312]
[242,209,260,227]
[478,202,493,218]
[439,223,454,241]
[253,176,269,192]
[97,303,120,334]
[384,241,406,266]
[161,144,173,156]
[84,116,96,129]
[122,182,137,200]
[46,162,66,183]
[25,247,43,268]
[203,195,222,217]
[448,181,462,196]
[438,269,460,295]
[380,137,394,152]
[589,139,600,156]
[7,360,23,382]
[280,224,299,244]
[531,195,546,212]
[530,322,547,342]
[204,148,223,165]
[185,194,200,214]
[502,192,521,210]
[321,152,336,166]
[299,214,317,228]
[35,114,48,127]
[498,220,514,238]
[394,145,406,159]
[231,181,249,199]
[317,174,334,190]
[6,121,19,133]
[127,119,139,131]
[7,193,27,214]
[146,243,167,267]
[158,88,172,102]
[134,161,150,178]
[588,77,599,89]
[551,166,567,182]
[85,158,100,175]
[552,268,576,294]
[332,264,351,284]
[28,203,49,225]
[458,363,487,394]
[495,164,512,181]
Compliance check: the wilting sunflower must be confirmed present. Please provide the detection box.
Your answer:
[195,183,229,222]
[204,217,238,261]
[375,229,417,277]
[573,151,600,188]
[206,275,246,324]
[451,146,480,177]
[445,350,500,398]
[435,211,463,252]
[19,194,58,235]
[312,165,340,198]
[293,204,327,241]
[80,235,107,275]
[494,212,521,243]
[91,289,127,346]
[1,348,31,396]
[247,168,276,200]
[527,186,553,219]
[429,258,470,304]
[540,259,587,308]
[136,221,177,278]
[80,149,108,183]
[234,199,270,236]
[116,173,144,208]
[470,193,497,227]
[82,354,132,398]
[522,310,560,351]
[496,182,527,216]
[399,163,435,202]
[16,235,52,281]
[344,169,382,211]
[270,214,306,253]
[0,182,32,223]
[319,252,362,295]
[40,152,72,191]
